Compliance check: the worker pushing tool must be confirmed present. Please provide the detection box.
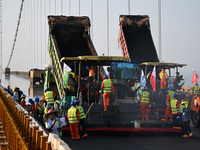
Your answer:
[75,100,88,138]
[161,89,174,121]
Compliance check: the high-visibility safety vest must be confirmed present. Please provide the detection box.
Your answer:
[35,104,43,114]
[45,91,54,104]
[194,85,200,95]
[141,91,150,103]
[68,107,78,123]
[167,91,175,105]
[89,69,95,77]
[77,106,86,119]
[171,98,179,114]
[57,119,62,137]
[103,79,112,93]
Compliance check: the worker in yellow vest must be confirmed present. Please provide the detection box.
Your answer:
[75,100,88,138]
[161,89,174,121]
[140,88,151,121]
[170,93,181,129]
[193,83,200,96]
[67,101,80,140]
[101,74,114,111]
[42,88,56,110]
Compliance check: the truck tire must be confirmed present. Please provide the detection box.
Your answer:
[191,110,200,127]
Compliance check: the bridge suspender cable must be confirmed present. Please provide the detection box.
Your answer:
[7,0,24,68]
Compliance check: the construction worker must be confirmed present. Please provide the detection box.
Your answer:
[75,100,88,138]
[101,74,114,111]
[161,89,174,121]
[159,69,168,89]
[193,83,200,96]
[67,101,80,140]
[21,94,26,108]
[27,98,35,116]
[13,86,19,102]
[45,109,62,137]
[42,88,56,110]
[179,99,193,138]
[140,88,151,121]
[86,65,95,77]
[170,93,180,129]
[34,97,44,126]
[6,85,13,95]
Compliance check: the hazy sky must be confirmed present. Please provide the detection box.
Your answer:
[2,0,200,87]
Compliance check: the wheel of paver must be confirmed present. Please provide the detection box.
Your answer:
[191,110,200,127]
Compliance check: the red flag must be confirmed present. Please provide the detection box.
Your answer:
[192,69,198,84]
[150,66,156,92]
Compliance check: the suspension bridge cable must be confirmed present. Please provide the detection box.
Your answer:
[44,0,46,64]
[61,0,63,14]
[55,0,56,14]
[6,0,24,68]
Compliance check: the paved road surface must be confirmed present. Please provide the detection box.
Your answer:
[62,125,200,150]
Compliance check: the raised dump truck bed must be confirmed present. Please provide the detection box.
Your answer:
[47,16,99,99]
[118,15,159,63]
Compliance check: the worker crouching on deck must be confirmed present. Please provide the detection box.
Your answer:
[27,98,35,116]
[74,100,88,138]
[34,97,45,126]
[101,74,114,112]
[140,88,151,121]
[21,94,26,109]
[161,89,174,121]
[67,101,80,140]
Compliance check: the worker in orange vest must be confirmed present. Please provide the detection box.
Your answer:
[67,101,80,140]
[161,89,174,121]
[159,69,168,89]
[101,74,114,111]
[140,88,151,121]
[86,65,95,77]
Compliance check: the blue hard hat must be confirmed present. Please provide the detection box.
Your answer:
[104,74,108,79]
[45,88,50,92]
[71,101,76,106]
[168,89,173,91]
[149,71,152,73]
[28,98,33,103]
[173,93,178,98]
[74,100,79,105]
[35,97,40,103]
[21,94,26,98]
[86,65,91,70]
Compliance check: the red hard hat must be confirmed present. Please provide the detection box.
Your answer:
[47,109,54,114]
[181,99,186,103]
[7,85,10,88]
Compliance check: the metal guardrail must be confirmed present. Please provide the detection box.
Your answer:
[0,86,71,150]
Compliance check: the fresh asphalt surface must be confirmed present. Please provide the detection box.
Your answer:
[61,124,200,150]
